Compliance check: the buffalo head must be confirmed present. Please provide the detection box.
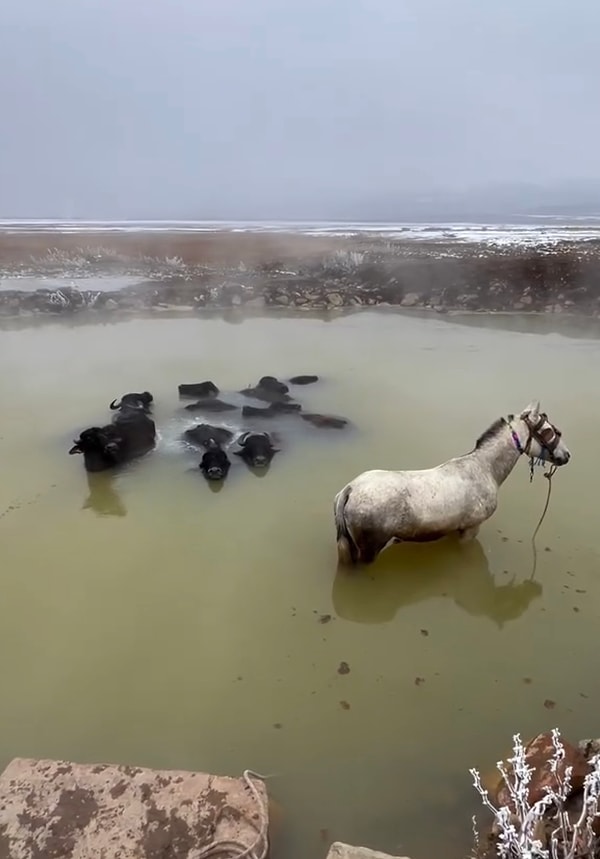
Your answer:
[234,431,279,468]
[199,440,231,482]
[69,427,123,472]
[109,391,154,412]
[258,376,289,395]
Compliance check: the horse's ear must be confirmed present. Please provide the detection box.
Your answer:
[521,400,540,421]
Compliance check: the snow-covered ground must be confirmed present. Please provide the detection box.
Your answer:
[1,219,600,246]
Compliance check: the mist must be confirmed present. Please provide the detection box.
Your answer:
[1,0,599,220]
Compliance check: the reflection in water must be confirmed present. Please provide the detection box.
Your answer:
[207,478,225,494]
[331,539,542,627]
[435,309,600,341]
[81,472,127,517]
[246,464,272,479]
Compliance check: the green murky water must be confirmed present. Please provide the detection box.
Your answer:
[1,308,599,858]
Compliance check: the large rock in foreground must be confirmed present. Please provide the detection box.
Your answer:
[327,842,411,859]
[0,757,268,858]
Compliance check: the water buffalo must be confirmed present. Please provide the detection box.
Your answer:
[199,440,231,481]
[269,401,301,414]
[242,405,273,418]
[109,391,153,412]
[242,401,301,419]
[178,381,219,399]
[301,413,348,429]
[289,375,319,385]
[184,424,234,448]
[234,431,279,468]
[258,376,289,394]
[69,408,156,472]
[239,375,292,403]
[185,399,238,413]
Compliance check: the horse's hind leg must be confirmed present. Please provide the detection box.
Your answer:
[458,525,480,543]
[355,529,388,565]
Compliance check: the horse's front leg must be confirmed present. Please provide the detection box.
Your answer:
[457,525,480,542]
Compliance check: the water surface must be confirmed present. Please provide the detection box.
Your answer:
[0,308,598,858]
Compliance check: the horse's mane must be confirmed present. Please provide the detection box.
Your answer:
[475,415,512,449]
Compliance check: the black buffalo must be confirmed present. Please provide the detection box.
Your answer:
[178,381,219,399]
[184,424,234,447]
[199,440,231,481]
[301,413,348,429]
[242,401,301,419]
[242,404,273,418]
[257,376,289,394]
[69,407,156,472]
[234,431,279,468]
[239,375,292,404]
[289,375,319,385]
[269,401,301,414]
[109,391,153,412]
[185,399,238,413]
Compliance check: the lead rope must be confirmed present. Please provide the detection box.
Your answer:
[196,770,270,859]
[529,461,558,580]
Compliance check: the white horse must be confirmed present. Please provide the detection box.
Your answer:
[333,401,571,566]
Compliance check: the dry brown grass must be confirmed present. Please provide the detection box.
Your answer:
[0,231,354,267]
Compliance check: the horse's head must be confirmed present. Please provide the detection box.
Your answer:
[519,401,571,466]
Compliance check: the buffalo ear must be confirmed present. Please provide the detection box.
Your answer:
[271,448,281,453]
[233,449,244,457]
[69,443,81,455]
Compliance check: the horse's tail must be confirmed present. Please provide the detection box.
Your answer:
[334,485,359,566]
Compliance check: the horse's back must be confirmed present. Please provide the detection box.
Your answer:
[345,464,491,534]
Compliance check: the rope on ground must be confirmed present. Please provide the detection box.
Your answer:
[529,463,557,580]
[197,769,270,859]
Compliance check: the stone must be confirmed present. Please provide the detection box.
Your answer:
[274,293,289,305]
[326,292,344,307]
[327,842,411,859]
[0,757,269,859]
[400,292,420,307]
[494,732,590,809]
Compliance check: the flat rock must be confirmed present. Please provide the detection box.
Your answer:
[327,842,411,859]
[0,757,268,859]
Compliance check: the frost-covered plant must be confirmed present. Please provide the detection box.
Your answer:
[470,729,600,859]
[331,249,365,269]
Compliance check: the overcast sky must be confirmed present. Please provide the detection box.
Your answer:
[1,0,598,218]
